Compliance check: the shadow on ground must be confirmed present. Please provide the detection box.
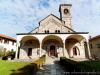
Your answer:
[10,63,38,75]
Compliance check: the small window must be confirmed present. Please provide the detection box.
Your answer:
[45,30,46,33]
[4,39,9,44]
[55,30,57,33]
[47,30,49,33]
[90,44,93,49]
[73,47,80,56]
[45,30,49,33]
[64,9,69,14]
[97,44,100,48]
[73,47,77,55]
[0,38,3,43]
[12,42,14,45]
[28,48,32,56]
[55,30,60,33]
[58,30,60,33]
[68,30,70,33]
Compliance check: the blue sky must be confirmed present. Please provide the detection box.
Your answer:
[0,0,100,38]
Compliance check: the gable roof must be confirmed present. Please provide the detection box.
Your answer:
[39,14,63,25]
[0,34,16,41]
[89,35,100,41]
[29,14,75,33]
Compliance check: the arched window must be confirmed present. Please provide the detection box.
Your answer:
[28,48,32,56]
[45,30,49,33]
[58,30,60,33]
[73,47,77,55]
[45,30,46,33]
[55,30,57,33]
[73,46,80,55]
[55,30,60,33]
[47,30,49,33]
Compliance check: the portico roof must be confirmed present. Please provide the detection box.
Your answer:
[17,32,89,35]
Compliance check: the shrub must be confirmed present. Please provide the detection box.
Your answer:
[60,57,100,72]
[7,50,15,60]
[60,57,77,72]
[1,50,15,60]
[2,56,8,60]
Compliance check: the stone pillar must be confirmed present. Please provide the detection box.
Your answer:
[63,40,69,58]
[39,42,42,57]
[86,41,92,59]
[15,41,20,59]
[63,42,65,56]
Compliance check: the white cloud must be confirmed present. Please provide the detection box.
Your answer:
[0,0,99,38]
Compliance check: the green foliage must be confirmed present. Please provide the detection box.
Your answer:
[0,45,4,57]
[0,49,16,60]
[60,57,100,72]
[0,45,16,59]
[0,60,30,75]
[0,60,38,75]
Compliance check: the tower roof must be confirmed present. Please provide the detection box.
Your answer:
[59,4,72,12]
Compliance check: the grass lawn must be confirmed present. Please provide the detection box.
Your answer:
[0,60,37,75]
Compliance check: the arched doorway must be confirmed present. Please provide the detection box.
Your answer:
[73,46,80,56]
[73,47,77,55]
[42,35,63,57]
[49,45,57,57]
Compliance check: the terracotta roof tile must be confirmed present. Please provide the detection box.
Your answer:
[0,34,16,41]
[89,35,100,41]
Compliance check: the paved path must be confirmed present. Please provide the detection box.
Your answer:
[36,56,65,75]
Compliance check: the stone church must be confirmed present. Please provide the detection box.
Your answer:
[15,4,91,60]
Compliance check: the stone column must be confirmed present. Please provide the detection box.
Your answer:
[63,40,69,58]
[86,41,92,59]
[63,42,65,56]
[39,42,42,57]
[15,41,20,59]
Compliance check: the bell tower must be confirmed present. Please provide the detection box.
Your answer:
[59,4,72,29]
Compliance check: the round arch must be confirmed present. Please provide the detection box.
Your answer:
[65,34,86,58]
[20,35,40,43]
[65,34,86,42]
[42,35,63,57]
[18,35,40,59]
[42,35,63,46]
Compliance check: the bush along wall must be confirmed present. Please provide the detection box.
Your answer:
[60,57,100,72]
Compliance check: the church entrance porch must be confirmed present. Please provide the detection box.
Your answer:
[42,35,63,58]
[17,36,40,59]
[65,35,89,58]
[49,45,57,57]
[16,34,91,60]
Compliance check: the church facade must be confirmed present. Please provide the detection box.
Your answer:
[16,4,91,60]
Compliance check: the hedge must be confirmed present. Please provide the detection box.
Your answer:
[60,57,100,72]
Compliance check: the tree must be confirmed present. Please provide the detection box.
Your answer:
[0,45,4,57]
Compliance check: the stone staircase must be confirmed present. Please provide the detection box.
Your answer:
[36,56,65,75]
